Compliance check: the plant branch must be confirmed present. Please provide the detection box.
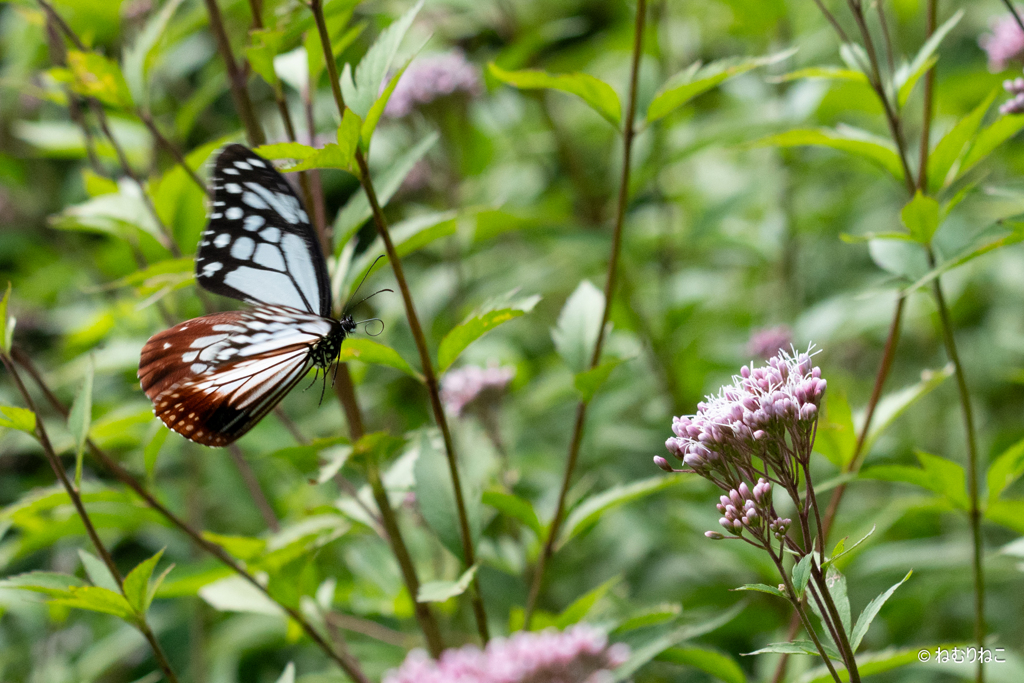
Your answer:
[1,352,181,683]
[201,0,266,146]
[309,0,490,642]
[227,443,280,531]
[524,0,647,628]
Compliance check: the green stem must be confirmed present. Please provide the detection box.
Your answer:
[523,0,647,629]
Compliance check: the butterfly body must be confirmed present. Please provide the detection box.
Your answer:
[138,145,367,447]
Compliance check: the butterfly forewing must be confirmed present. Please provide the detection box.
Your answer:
[139,306,335,446]
[197,144,331,317]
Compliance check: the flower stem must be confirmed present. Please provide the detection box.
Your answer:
[523,0,647,629]
[1,352,181,683]
[308,0,489,642]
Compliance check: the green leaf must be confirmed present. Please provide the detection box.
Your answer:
[340,0,423,118]
[0,281,13,353]
[614,603,682,632]
[333,132,438,252]
[245,28,285,88]
[438,295,540,372]
[362,57,413,148]
[337,338,419,378]
[986,498,1024,534]
[895,9,964,108]
[144,425,169,481]
[481,489,542,537]
[850,571,912,651]
[744,640,837,658]
[198,576,284,617]
[814,388,856,469]
[791,554,813,599]
[51,586,135,620]
[78,549,120,593]
[646,50,794,124]
[560,476,687,546]
[552,280,605,374]
[613,604,744,681]
[927,89,997,193]
[253,142,317,163]
[68,357,94,488]
[63,51,134,110]
[121,0,185,107]
[0,405,35,435]
[987,437,1024,503]
[655,646,747,683]
[416,564,478,603]
[489,62,621,128]
[824,565,851,635]
[554,575,620,628]
[959,113,1024,178]
[824,525,875,567]
[900,191,940,244]
[901,223,1024,295]
[201,532,268,562]
[755,127,905,182]
[0,571,86,597]
[122,548,165,613]
[859,365,953,457]
[574,357,626,403]
[771,66,868,84]
[733,583,786,598]
[862,451,968,509]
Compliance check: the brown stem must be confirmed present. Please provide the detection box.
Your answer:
[916,0,937,192]
[138,111,207,194]
[1,353,181,683]
[309,0,490,641]
[227,443,280,531]
[524,0,647,628]
[201,0,266,147]
[10,349,370,683]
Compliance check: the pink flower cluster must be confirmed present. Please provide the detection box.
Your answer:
[663,349,826,477]
[384,51,483,118]
[441,364,515,417]
[1002,76,1024,115]
[747,325,792,359]
[980,12,1024,71]
[383,625,630,683]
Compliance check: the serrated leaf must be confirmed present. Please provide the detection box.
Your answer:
[927,89,997,193]
[733,583,787,598]
[755,127,904,182]
[791,554,813,599]
[122,548,164,613]
[489,62,621,127]
[646,50,794,124]
[337,338,419,378]
[0,405,35,434]
[481,489,542,537]
[895,9,963,108]
[560,476,686,546]
[552,280,605,374]
[574,357,625,403]
[900,191,940,244]
[68,357,94,488]
[438,296,540,372]
[78,549,120,593]
[987,437,1024,503]
[416,564,477,603]
[51,585,135,620]
[340,0,423,118]
[63,51,134,110]
[850,571,912,651]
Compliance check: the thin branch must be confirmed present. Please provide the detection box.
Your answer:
[524,0,647,628]
[1,353,181,683]
[876,1,896,77]
[201,0,266,146]
[138,110,207,194]
[309,0,489,642]
[916,0,937,191]
[11,349,371,683]
[227,443,280,532]
[1001,0,1024,34]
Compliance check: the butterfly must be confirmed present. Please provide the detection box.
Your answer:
[138,144,386,447]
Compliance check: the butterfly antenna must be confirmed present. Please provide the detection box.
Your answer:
[343,255,386,312]
[347,287,394,314]
[355,318,385,336]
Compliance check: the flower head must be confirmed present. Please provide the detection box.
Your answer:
[441,363,516,417]
[383,625,629,683]
[981,12,1024,71]
[1001,75,1024,115]
[747,325,792,359]
[384,51,483,118]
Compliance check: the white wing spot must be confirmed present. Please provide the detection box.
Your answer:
[231,236,256,260]
[190,334,229,348]
[225,207,243,220]
[213,233,231,248]
[202,262,223,274]
[212,324,245,332]
[260,227,281,243]
[243,215,265,231]
[245,182,299,223]
[222,168,239,175]
[253,243,286,270]
[242,192,269,210]
[163,342,171,349]
[234,161,252,170]
[225,183,242,194]
[211,213,222,219]
[190,363,209,374]
[181,351,199,362]
[248,158,266,168]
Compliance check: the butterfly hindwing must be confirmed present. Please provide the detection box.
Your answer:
[196,144,331,317]
[139,306,335,446]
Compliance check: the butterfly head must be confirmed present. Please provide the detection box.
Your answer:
[309,316,356,370]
